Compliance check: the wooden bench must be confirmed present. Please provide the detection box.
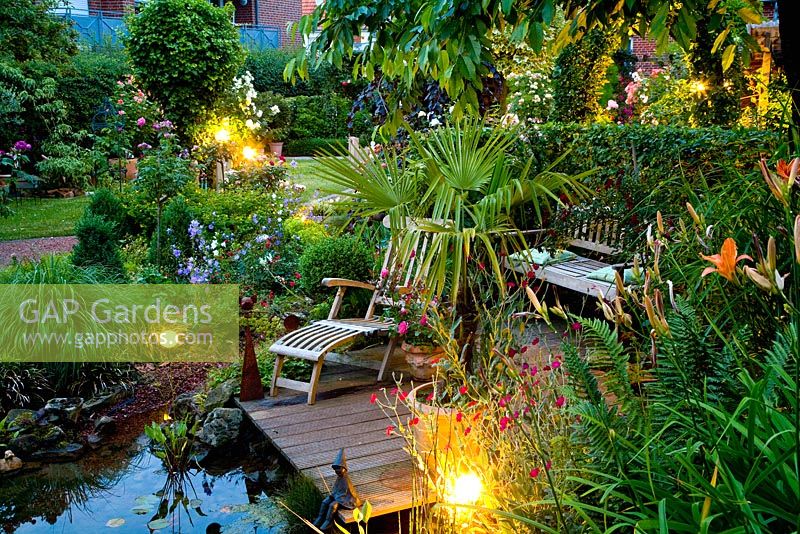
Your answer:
[269,218,431,405]
[505,220,631,299]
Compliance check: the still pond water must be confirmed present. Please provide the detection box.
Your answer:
[0,434,288,534]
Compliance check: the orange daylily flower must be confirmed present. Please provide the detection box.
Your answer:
[700,238,751,283]
[776,158,800,181]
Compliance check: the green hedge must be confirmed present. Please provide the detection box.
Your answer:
[284,138,346,157]
[58,50,130,131]
[244,49,348,97]
[524,124,781,182]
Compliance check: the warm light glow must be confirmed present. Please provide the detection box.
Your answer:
[214,127,231,143]
[443,472,483,506]
[242,146,257,160]
[691,81,707,93]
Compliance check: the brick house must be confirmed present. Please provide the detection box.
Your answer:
[60,0,307,46]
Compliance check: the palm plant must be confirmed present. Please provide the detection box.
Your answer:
[317,119,587,321]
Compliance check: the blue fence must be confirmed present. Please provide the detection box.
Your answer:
[56,9,280,50]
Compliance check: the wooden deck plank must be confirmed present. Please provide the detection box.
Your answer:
[237,377,418,524]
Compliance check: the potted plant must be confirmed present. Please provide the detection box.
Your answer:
[383,283,444,380]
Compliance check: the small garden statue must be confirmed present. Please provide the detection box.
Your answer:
[313,448,361,530]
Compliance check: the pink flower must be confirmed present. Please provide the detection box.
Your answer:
[499,416,510,431]
[552,360,561,369]
[409,249,416,259]
[408,416,420,426]
[397,321,409,335]
[369,393,378,404]
[571,322,582,331]
[555,396,565,408]
[458,385,468,395]
[386,425,395,436]
[606,99,619,110]
[529,468,540,478]
[463,426,471,436]
[117,110,125,115]
[136,117,146,127]
[456,411,463,422]
[545,460,552,471]
[380,268,389,279]
[419,315,428,326]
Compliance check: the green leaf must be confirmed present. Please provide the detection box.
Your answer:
[131,506,152,515]
[362,500,373,522]
[721,44,736,71]
[148,518,169,530]
[352,506,362,522]
[711,27,730,53]
[736,7,763,24]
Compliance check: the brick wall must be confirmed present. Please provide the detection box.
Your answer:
[254,0,301,44]
[630,36,661,75]
[301,0,316,16]
[89,0,133,17]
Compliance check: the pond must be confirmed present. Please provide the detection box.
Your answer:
[0,430,290,533]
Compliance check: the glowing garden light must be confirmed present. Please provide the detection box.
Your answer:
[691,81,707,93]
[242,146,257,160]
[443,472,483,507]
[214,127,230,143]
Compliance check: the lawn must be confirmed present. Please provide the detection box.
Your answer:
[288,158,347,202]
[0,196,90,241]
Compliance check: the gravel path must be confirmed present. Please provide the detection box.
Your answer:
[0,236,78,267]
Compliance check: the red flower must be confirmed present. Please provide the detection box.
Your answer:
[456,411,463,422]
[520,346,528,354]
[408,417,420,426]
[499,416,510,431]
[463,426,472,436]
[289,281,295,288]
[472,411,482,422]
[390,387,398,396]
[552,360,561,369]
[477,262,485,271]
[507,281,516,290]
[386,425,395,436]
[459,385,468,395]
[467,401,478,408]
[398,391,408,401]
[555,396,565,408]
[410,249,416,259]
[294,272,301,279]
[508,347,518,357]
[545,460,552,471]
[531,337,540,346]
[369,393,378,404]
[425,392,435,402]
[526,270,535,279]
[571,322,581,331]
[529,468,540,478]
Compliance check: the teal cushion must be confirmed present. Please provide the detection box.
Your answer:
[586,266,635,284]
[508,248,577,268]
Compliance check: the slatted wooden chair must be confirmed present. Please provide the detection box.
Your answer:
[269,219,431,405]
[506,219,631,299]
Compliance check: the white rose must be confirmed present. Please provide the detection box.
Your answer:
[429,118,441,127]
[417,111,426,118]
[256,109,263,118]
[245,119,255,129]
[270,105,280,115]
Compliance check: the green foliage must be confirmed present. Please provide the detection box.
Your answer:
[71,212,124,276]
[0,0,77,64]
[278,474,322,530]
[57,50,130,130]
[149,195,194,270]
[35,125,92,188]
[145,418,198,473]
[288,0,761,124]
[551,29,618,123]
[283,216,328,247]
[298,235,373,295]
[284,138,347,157]
[88,188,126,230]
[244,48,349,97]
[126,0,244,134]
[287,95,352,139]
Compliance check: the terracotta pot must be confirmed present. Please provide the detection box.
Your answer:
[108,158,138,180]
[400,342,444,380]
[268,142,283,157]
[409,382,479,474]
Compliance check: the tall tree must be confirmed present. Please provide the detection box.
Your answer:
[287,0,764,124]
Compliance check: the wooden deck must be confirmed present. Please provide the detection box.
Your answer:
[237,346,416,524]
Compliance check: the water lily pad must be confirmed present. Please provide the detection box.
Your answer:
[135,495,160,505]
[148,518,169,530]
[106,518,125,528]
[189,499,203,508]
[131,505,152,515]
